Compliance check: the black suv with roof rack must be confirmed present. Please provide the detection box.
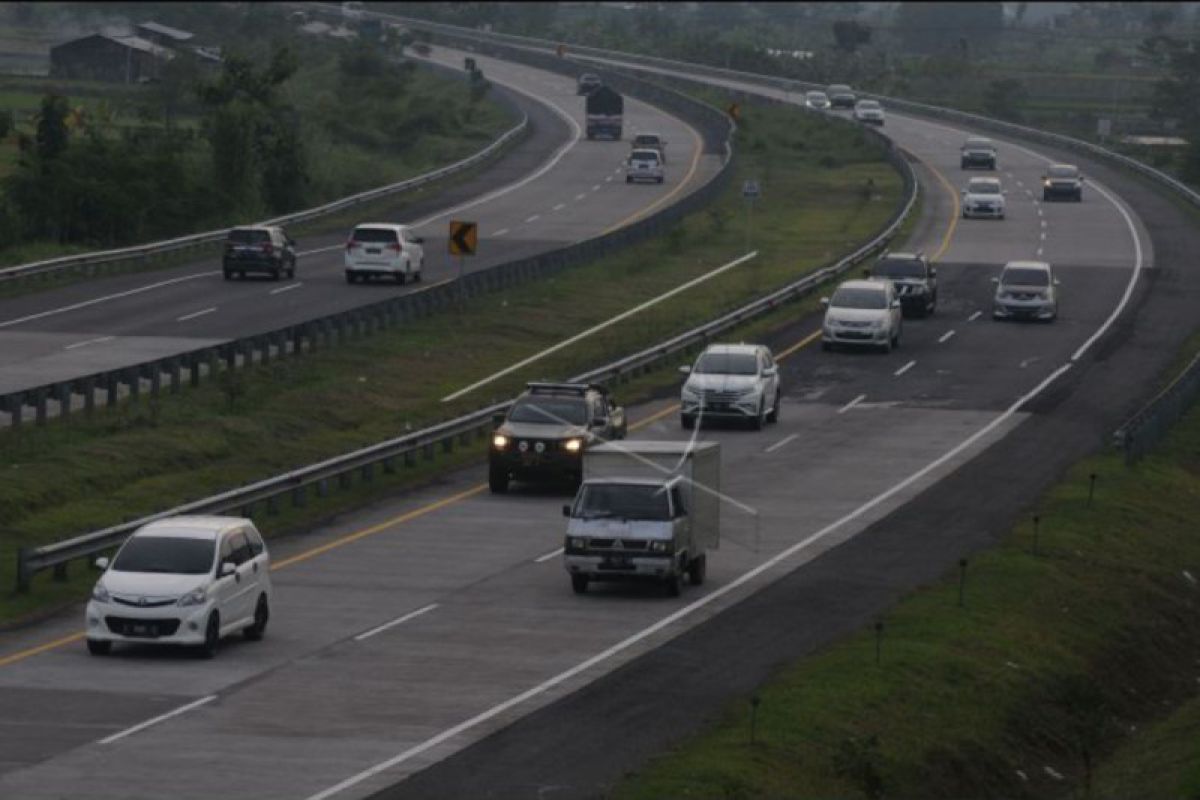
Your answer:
[867,251,937,317]
[489,382,627,493]
[223,226,297,281]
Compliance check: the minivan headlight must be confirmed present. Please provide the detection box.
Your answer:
[91,582,110,603]
[177,586,208,607]
[564,438,583,453]
[648,540,672,553]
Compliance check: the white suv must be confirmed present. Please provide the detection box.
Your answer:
[853,99,885,125]
[345,223,425,284]
[992,260,1059,322]
[821,279,903,353]
[626,148,664,184]
[962,177,1006,219]
[86,516,272,658]
[679,343,781,430]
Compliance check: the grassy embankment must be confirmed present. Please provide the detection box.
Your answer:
[0,97,904,625]
[613,363,1200,800]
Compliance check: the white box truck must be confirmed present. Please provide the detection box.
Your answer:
[562,441,719,596]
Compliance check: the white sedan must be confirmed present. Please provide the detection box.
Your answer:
[853,100,885,125]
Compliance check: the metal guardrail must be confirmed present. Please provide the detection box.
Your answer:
[0,71,529,287]
[1113,349,1200,464]
[14,55,918,592]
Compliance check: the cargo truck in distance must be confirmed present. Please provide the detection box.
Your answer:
[586,85,623,140]
[563,441,719,597]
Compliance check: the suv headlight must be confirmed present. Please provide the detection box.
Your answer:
[568,536,586,550]
[492,434,509,449]
[91,582,110,603]
[648,540,672,553]
[177,586,208,607]
[681,384,699,399]
[564,438,583,453]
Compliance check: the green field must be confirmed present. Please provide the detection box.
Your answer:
[0,97,904,624]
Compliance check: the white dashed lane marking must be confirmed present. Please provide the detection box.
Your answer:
[894,360,916,376]
[939,329,957,343]
[493,228,509,237]
[177,307,217,322]
[969,311,982,322]
[269,282,303,296]
[838,394,866,414]
[525,214,540,223]
[64,335,115,350]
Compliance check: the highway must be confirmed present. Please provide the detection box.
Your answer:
[4,36,1200,800]
[0,44,721,399]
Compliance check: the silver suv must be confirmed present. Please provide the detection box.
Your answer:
[992,260,1059,322]
[679,344,781,430]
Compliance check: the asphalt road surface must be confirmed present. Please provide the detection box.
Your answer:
[2,43,1197,800]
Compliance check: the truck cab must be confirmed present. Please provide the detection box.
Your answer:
[563,441,719,596]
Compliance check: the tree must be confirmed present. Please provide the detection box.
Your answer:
[982,78,1027,121]
[894,2,1004,56]
[1143,36,1200,181]
[35,93,70,166]
[832,19,872,53]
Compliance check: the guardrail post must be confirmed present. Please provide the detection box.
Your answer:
[83,377,95,415]
[34,387,47,426]
[423,443,434,461]
[338,472,352,490]
[442,436,454,454]
[260,335,270,366]
[267,495,279,516]
[383,457,396,474]
[54,383,71,421]
[149,364,161,397]
[292,485,306,508]
[317,478,329,497]
[362,463,374,483]
[106,374,119,407]
[404,449,416,468]
[16,548,32,593]
[126,368,140,401]
[169,358,181,394]
[53,561,68,582]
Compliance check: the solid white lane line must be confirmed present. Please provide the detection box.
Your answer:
[574,193,586,201]
[269,282,303,295]
[0,271,219,329]
[764,433,799,454]
[553,203,566,211]
[969,311,982,322]
[939,329,957,343]
[176,307,217,322]
[99,695,217,745]
[525,214,540,223]
[894,360,916,376]
[493,228,509,237]
[838,394,866,414]
[442,251,759,401]
[534,548,564,563]
[64,335,115,350]
[305,361,1079,800]
[354,604,439,642]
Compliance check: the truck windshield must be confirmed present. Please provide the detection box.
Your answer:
[576,484,671,521]
[508,399,588,426]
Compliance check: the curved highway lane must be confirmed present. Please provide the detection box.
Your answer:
[0,44,720,410]
[0,44,1178,800]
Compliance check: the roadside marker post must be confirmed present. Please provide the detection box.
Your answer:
[448,220,477,309]
[741,179,760,252]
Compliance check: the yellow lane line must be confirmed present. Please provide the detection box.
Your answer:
[775,329,822,361]
[600,120,705,236]
[0,630,85,668]
[920,150,962,264]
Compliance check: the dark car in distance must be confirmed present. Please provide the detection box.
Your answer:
[867,251,938,317]
[223,226,297,281]
[1043,164,1084,201]
[489,383,626,493]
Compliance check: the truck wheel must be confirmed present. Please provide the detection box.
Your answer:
[664,571,683,598]
[767,391,780,423]
[395,271,407,285]
[750,401,765,431]
[87,639,111,656]
[680,414,694,430]
[488,465,509,494]
[571,574,589,595]
[687,554,707,586]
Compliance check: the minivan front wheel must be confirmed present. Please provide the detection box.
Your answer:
[199,612,220,659]
[244,595,269,641]
[87,639,111,656]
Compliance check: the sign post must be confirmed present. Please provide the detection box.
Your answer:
[741,179,760,253]
[448,220,477,309]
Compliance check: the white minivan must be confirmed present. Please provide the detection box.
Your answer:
[86,516,272,658]
[821,279,903,352]
[345,223,425,284]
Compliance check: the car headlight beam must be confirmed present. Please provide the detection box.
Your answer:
[492,434,509,449]
[564,438,583,453]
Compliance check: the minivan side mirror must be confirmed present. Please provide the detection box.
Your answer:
[820,297,830,307]
[219,562,237,578]
[95,556,110,571]
[762,366,777,377]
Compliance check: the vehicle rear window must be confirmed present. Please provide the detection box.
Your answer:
[873,259,925,279]
[509,398,588,426]
[857,101,880,109]
[965,138,993,148]
[353,228,399,244]
[575,483,670,521]
[694,352,758,375]
[634,135,659,146]
[113,536,215,575]
[228,229,270,244]
[631,150,660,163]
[1048,166,1078,178]
[831,287,887,309]
[1003,268,1050,287]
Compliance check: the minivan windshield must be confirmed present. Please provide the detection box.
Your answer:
[969,180,1001,195]
[575,483,671,521]
[508,398,588,426]
[693,351,758,375]
[228,229,269,244]
[112,536,215,575]
[873,259,925,279]
[353,227,399,244]
[831,287,887,309]
[1002,267,1050,287]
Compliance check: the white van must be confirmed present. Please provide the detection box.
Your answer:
[344,223,425,284]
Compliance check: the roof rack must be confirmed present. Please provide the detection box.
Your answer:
[525,381,608,397]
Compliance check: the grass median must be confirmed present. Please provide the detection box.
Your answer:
[0,96,903,625]
[612,397,1200,800]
